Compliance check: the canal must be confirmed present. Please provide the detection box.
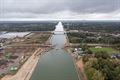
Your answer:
[30,22,79,80]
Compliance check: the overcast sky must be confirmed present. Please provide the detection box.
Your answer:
[0,0,120,20]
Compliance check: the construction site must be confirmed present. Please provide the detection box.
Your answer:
[0,32,52,79]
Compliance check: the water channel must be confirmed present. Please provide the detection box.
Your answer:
[30,22,79,80]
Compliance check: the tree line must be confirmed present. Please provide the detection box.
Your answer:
[0,22,57,32]
[63,21,120,33]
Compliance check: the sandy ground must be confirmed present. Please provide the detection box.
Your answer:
[1,48,43,80]
[76,59,87,80]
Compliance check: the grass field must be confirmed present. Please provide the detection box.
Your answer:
[89,47,119,54]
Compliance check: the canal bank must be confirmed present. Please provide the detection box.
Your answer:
[1,48,45,80]
[30,22,79,80]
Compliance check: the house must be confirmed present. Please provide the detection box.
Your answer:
[116,54,120,59]
[111,54,120,59]
[0,48,4,51]
[74,48,84,55]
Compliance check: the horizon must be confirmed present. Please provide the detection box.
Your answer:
[0,19,120,22]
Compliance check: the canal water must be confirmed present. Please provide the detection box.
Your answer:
[30,22,79,80]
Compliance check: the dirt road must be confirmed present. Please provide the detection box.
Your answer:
[76,59,87,80]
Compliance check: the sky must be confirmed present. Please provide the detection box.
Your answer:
[0,0,120,21]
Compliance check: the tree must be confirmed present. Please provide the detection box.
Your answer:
[95,51,110,59]
[92,70,105,80]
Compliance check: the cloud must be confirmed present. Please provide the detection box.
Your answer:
[0,0,120,20]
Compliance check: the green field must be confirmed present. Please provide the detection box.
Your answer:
[89,47,119,54]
